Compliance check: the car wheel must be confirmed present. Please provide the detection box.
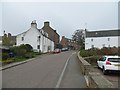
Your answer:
[103,67,107,75]
[97,66,100,69]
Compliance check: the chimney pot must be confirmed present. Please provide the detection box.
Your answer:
[31,20,37,28]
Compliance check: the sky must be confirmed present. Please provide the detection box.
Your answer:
[0,0,119,39]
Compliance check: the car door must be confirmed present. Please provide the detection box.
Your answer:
[98,57,105,68]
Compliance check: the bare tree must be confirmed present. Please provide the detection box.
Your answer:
[72,29,85,49]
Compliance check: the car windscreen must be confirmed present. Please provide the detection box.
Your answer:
[108,58,120,62]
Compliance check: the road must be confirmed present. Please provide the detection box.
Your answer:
[2,51,87,88]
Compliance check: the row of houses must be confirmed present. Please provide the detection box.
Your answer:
[1,20,80,53]
[17,20,60,53]
[60,36,80,50]
[1,20,119,51]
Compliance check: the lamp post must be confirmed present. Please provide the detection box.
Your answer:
[38,36,41,53]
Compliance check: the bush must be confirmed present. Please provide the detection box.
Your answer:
[25,53,35,58]
[85,56,101,66]
[2,53,9,60]
[80,47,119,57]
[80,50,89,57]
[19,44,33,52]
[10,44,33,57]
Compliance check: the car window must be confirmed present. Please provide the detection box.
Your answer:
[103,57,106,61]
[108,58,120,62]
[99,57,106,61]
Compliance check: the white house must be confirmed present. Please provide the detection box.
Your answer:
[16,20,54,53]
[85,29,120,50]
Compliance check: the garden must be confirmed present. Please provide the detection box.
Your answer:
[80,47,119,66]
[1,44,41,65]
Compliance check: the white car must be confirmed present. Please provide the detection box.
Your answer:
[97,56,120,75]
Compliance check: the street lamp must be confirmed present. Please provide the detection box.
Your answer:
[38,36,41,53]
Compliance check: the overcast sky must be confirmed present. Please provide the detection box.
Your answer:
[0,0,119,39]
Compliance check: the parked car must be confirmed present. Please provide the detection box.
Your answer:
[53,48,61,54]
[61,48,68,52]
[97,56,120,75]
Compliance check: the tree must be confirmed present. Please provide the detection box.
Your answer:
[2,34,11,46]
[72,29,85,49]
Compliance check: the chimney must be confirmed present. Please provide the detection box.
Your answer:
[44,21,50,27]
[62,36,65,39]
[31,20,37,28]
[8,33,11,37]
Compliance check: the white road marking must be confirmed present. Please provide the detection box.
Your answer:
[55,52,76,88]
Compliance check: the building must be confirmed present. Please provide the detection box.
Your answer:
[85,29,120,50]
[60,36,79,50]
[42,21,60,48]
[16,20,54,53]
[2,33,16,46]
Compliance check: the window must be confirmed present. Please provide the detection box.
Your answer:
[91,45,94,48]
[21,37,24,41]
[38,36,41,41]
[38,36,41,39]
[108,38,110,41]
[99,57,106,61]
[103,44,105,47]
[91,39,93,42]
[37,45,40,49]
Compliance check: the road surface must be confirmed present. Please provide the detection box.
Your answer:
[2,51,87,88]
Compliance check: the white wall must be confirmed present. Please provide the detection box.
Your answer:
[17,28,41,52]
[85,36,119,50]
[16,28,54,53]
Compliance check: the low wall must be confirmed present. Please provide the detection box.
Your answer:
[77,51,113,88]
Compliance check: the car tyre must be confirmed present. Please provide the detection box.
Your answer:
[103,67,107,75]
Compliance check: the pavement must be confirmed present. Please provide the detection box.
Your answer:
[93,67,120,88]
[2,51,87,88]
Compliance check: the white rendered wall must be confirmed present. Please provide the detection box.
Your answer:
[16,28,54,53]
[85,36,119,50]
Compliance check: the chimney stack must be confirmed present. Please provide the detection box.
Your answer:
[44,21,50,27]
[31,20,37,28]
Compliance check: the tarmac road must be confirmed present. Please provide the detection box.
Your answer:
[2,51,87,88]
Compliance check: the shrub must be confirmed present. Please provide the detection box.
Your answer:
[2,53,9,60]
[10,44,33,57]
[85,56,101,66]
[24,53,35,58]
[19,44,33,52]
[80,50,89,57]
[80,47,119,57]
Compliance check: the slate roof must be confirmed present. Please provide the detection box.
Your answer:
[86,29,120,38]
